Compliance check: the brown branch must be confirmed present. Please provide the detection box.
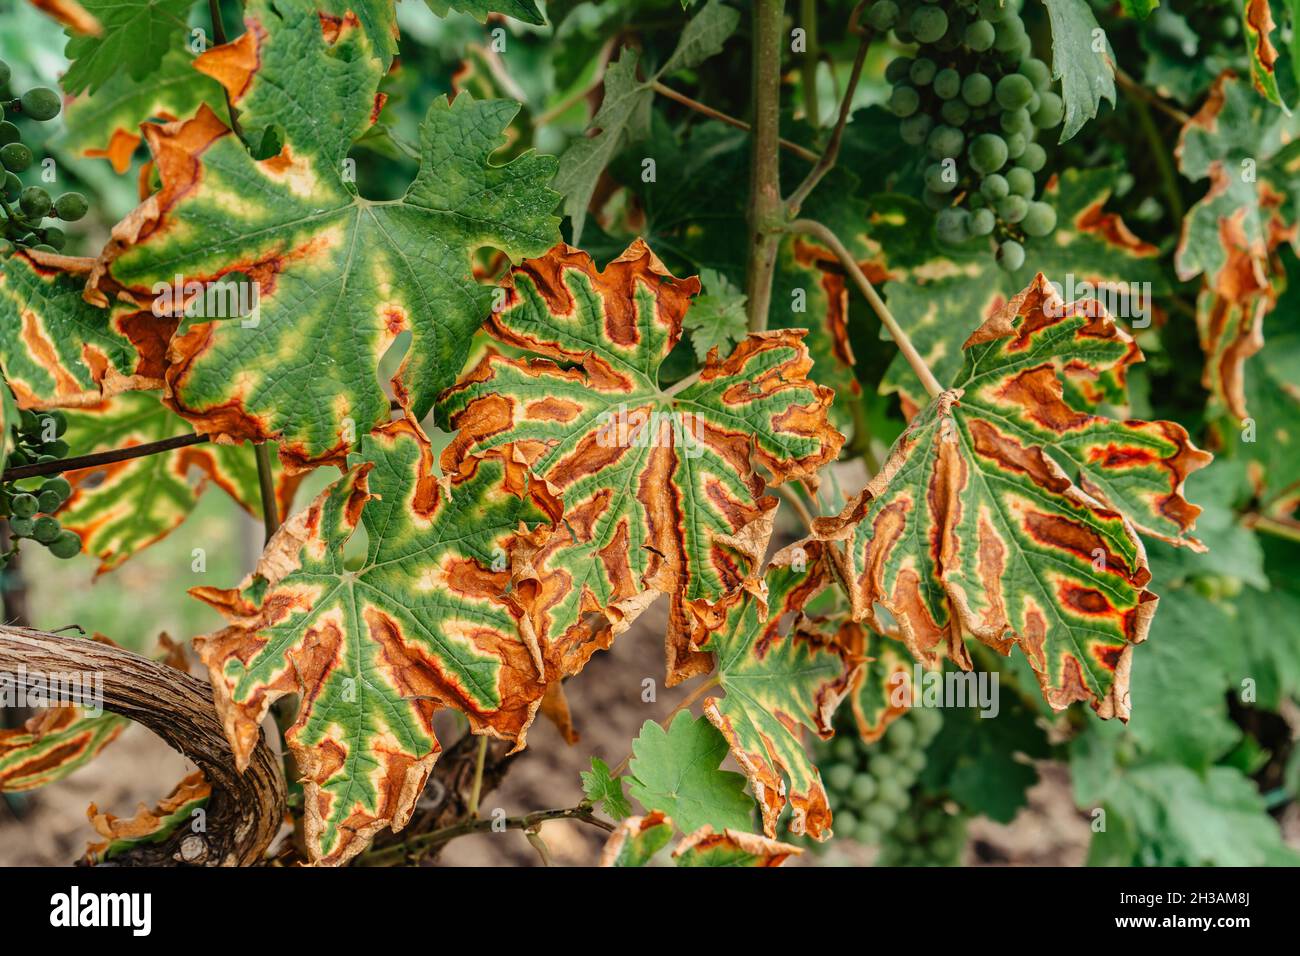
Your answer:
[0,626,286,865]
[1116,67,1191,126]
[1,432,210,482]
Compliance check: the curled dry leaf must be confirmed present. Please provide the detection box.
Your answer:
[84,770,211,864]
[815,275,1211,718]
[0,706,127,792]
[672,825,803,867]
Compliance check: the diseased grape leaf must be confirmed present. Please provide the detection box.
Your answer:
[1040,0,1118,142]
[580,756,632,820]
[87,0,560,473]
[815,275,1211,718]
[672,825,802,866]
[57,392,294,574]
[841,623,915,743]
[625,712,755,835]
[437,240,842,686]
[1243,0,1285,107]
[83,770,210,863]
[0,707,128,792]
[0,251,166,409]
[598,811,674,866]
[681,268,747,362]
[193,412,565,865]
[60,0,196,96]
[685,539,860,841]
[61,47,230,174]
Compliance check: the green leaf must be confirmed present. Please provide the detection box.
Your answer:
[681,268,747,361]
[193,414,564,864]
[424,0,546,26]
[1118,0,1159,16]
[88,0,560,472]
[1040,0,1118,142]
[61,0,196,96]
[625,711,755,835]
[581,756,633,820]
[598,811,674,866]
[0,707,127,792]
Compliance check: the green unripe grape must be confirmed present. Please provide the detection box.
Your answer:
[935,207,970,244]
[926,125,964,160]
[3,172,20,203]
[1019,141,1046,172]
[914,707,942,737]
[1019,57,1051,89]
[831,735,858,763]
[826,763,855,792]
[872,754,899,778]
[924,162,957,193]
[1000,107,1031,136]
[964,19,995,51]
[910,5,948,43]
[885,718,916,750]
[53,192,88,222]
[997,193,1028,222]
[969,132,1008,174]
[0,121,18,146]
[969,207,996,235]
[10,493,37,517]
[940,98,970,127]
[19,186,50,219]
[993,16,1026,53]
[19,409,39,432]
[33,515,61,543]
[1005,132,1027,159]
[1006,166,1035,197]
[888,85,920,117]
[933,68,961,100]
[961,72,993,106]
[866,0,900,30]
[978,0,1007,21]
[1027,91,1041,115]
[909,57,937,86]
[9,515,35,538]
[836,810,860,835]
[855,823,882,846]
[19,87,61,122]
[41,438,69,457]
[37,489,61,513]
[878,782,911,811]
[1022,200,1057,237]
[980,173,1009,200]
[922,188,949,211]
[1032,90,1064,129]
[48,529,81,559]
[851,773,878,802]
[997,238,1026,270]
[40,476,71,500]
[30,243,55,253]
[903,751,927,774]
[0,141,31,173]
[41,226,65,250]
[899,113,934,145]
[865,803,897,828]
[995,73,1035,110]
[885,56,913,84]
[1219,16,1240,39]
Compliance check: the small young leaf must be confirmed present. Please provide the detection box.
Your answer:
[681,268,748,361]
[581,756,633,820]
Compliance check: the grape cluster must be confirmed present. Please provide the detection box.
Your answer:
[2,409,81,566]
[866,0,1062,269]
[876,793,969,866]
[0,59,84,256]
[816,706,943,847]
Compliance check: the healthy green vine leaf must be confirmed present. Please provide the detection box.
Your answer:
[193,413,564,865]
[685,540,860,841]
[598,811,674,866]
[88,0,560,472]
[672,825,802,867]
[681,268,747,362]
[60,0,196,96]
[581,756,633,820]
[1040,0,1118,142]
[0,706,127,792]
[816,275,1211,717]
[625,712,755,835]
[437,240,842,685]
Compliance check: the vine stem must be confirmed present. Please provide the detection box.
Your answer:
[800,0,820,126]
[0,431,209,482]
[208,0,228,46]
[650,82,820,163]
[1245,513,1300,542]
[466,733,488,819]
[1130,93,1185,223]
[745,0,786,333]
[787,217,944,398]
[253,441,279,542]
[1115,67,1191,126]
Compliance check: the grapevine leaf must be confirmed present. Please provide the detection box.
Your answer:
[1243,0,1286,108]
[580,756,632,820]
[193,413,564,864]
[1118,0,1159,16]
[424,0,545,26]
[681,268,747,362]
[83,770,211,863]
[0,707,127,792]
[321,0,401,63]
[816,275,1212,717]
[1040,0,1118,142]
[685,540,861,841]
[0,251,166,409]
[598,811,674,866]
[88,0,560,472]
[60,0,196,96]
[625,712,755,835]
[61,48,230,174]
[438,240,843,685]
[57,392,292,574]
[841,623,915,743]
[672,825,802,867]
[1232,585,1300,710]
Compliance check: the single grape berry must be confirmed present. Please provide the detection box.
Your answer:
[1005,132,1027,159]
[19,87,61,122]
[993,16,1027,53]
[997,194,1029,223]
[969,207,996,236]
[10,493,38,518]
[910,5,948,43]
[926,125,964,160]
[908,57,937,86]
[924,162,958,193]
[1019,58,1051,89]
[997,239,1025,271]
[0,142,32,173]
[1007,166,1035,197]
[961,73,993,106]
[42,226,65,250]
[1000,107,1032,136]
[9,515,35,538]
[0,121,18,146]
[33,515,61,544]
[964,20,995,51]
[48,529,82,559]
[826,763,854,792]
[41,438,69,457]
[940,98,970,126]
[1022,201,1057,237]
[933,68,961,100]
[1032,90,1064,129]
[1019,142,1047,172]
[969,133,1008,174]
[995,73,1035,110]
[19,409,39,432]
[900,113,934,145]
[885,56,913,84]
[41,410,68,437]
[19,186,51,219]
[2,172,19,203]
[935,207,970,244]
[37,489,61,513]
[53,192,89,222]
[40,476,72,501]
[866,0,900,31]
